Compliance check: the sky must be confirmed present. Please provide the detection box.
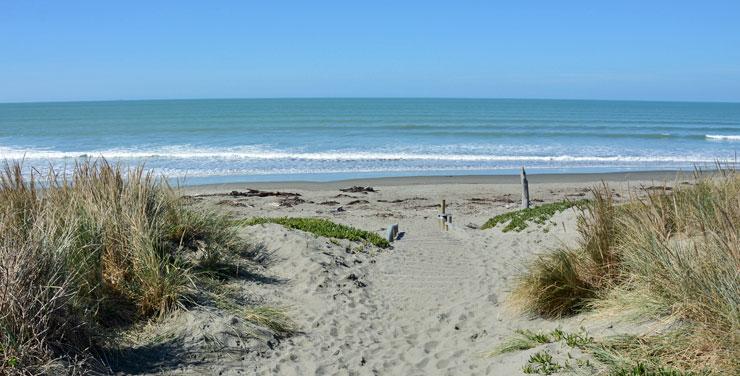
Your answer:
[1,1,739,103]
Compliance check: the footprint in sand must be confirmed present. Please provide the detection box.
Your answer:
[423,340,439,354]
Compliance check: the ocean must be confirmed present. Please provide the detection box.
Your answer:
[1,98,739,184]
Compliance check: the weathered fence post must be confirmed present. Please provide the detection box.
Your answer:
[386,223,399,243]
[440,199,447,230]
[437,200,454,231]
[521,166,530,209]
[437,200,447,231]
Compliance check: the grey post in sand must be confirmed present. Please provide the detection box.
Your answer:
[440,200,447,231]
[386,224,399,243]
[521,166,530,209]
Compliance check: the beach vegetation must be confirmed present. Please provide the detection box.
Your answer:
[522,350,562,375]
[510,172,739,374]
[491,328,593,355]
[243,307,298,337]
[238,217,391,248]
[0,160,268,374]
[481,199,589,232]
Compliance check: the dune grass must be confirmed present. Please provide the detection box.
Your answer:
[243,307,298,337]
[522,350,563,375]
[481,199,589,232]
[238,217,390,248]
[0,160,254,374]
[491,328,593,355]
[511,173,739,374]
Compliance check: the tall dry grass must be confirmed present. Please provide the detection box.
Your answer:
[513,172,739,373]
[0,160,244,375]
[512,185,622,317]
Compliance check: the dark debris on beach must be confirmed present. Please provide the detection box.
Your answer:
[230,189,302,197]
[339,186,377,194]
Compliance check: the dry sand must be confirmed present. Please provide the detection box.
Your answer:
[116,171,692,375]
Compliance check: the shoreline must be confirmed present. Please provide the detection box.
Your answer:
[179,169,699,193]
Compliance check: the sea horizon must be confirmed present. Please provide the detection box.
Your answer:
[2,97,739,185]
[3,96,740,105]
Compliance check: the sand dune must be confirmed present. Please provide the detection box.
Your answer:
[117,172,688,375]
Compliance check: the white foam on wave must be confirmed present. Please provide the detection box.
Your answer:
[155,165,539,177]
[706,134,740,141]
[0,145,722,164]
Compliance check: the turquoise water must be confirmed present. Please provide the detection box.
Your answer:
[1,98,739,184]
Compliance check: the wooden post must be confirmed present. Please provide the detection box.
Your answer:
[440,200,448,231]
[521,167,530,209]
[386,223,399,242]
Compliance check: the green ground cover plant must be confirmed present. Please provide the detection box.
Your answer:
[239,217,390,248]
[482,199,589,232]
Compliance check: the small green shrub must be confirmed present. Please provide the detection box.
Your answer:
[491,329,553,355]
[239,217,390,248]
[492,328,593,355]
[609,362,703,376]
[523,351,562,375]
[482,200,589,232]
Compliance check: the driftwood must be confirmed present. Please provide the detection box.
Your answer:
[644,186,672,191]
[318,200,340,205]
[346,199,370,205]
[340,186,376,193]
[377,199,405,203]
[278,197,306,207]
[230,189,301,198]
[377,197,426,203]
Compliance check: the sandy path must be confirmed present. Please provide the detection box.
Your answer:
[247,211,580,375]
[255,219,507,375]
[369,223,491,374]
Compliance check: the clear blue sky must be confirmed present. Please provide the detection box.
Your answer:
[1,1,739,103]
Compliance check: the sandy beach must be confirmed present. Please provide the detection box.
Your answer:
[4,2,739,374]
[106,171,692,375]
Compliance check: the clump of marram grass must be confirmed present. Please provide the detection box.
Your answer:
[239,217,391,248]
[243,307,298,337]
[510,172,740,374]
[481,199,589,232]
[511,188,624,317]
[0,160,248,375]
[512,248,596,317]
